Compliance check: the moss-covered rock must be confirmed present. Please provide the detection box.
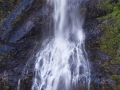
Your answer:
[97,0,120,65]
[92,0,120,89]
[0,0,19,19]
[85,0,120,90]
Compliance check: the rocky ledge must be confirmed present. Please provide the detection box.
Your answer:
[0,0,120,90]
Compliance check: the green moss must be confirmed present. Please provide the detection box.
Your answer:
[102,62,109,68]
[0,10,4,14]
[0,55,4,66]
[97,0,120,21]
[99,24,120,57]
[12,15,22,26]
[97,1,120,89]
[98,1,120,63]
[25,76,29,84]
[8,0,15,5]
[1,79,9,90]
[110,75,120,89]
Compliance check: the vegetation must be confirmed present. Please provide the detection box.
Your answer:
[97,0,120,64]
[11,15,22,26]
[97,0,120,89]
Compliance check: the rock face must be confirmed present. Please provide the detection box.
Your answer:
[0,0,119,90]
[84,0,120,90]
[0,0,52,89]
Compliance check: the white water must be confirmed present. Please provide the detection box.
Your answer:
[32,0,90,90]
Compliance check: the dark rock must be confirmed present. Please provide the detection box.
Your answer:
[0,0,49,89]
[8,20,35,42]
[83,1,112,89]
[1,0,34,40]
[81,0,107,19]
[35,6,49,17]
[1,0,49,42]
[0,45,14,54]
[116,69,120,75]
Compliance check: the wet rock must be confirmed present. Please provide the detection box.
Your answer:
[84,3,112,89]
[1,0,34,40]
[0,45,14,54]
[117,45,120,56]
[1,0,48,41]
[35,6,49,17]
[8,20,35,42]
[0,37,39,89]
[81,0,107,19]
[84,19,100,40]
[0,0,49,89]
[116,69,120,75]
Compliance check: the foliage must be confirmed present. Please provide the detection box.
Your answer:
[98,0,120,63]
[97,0,120,89]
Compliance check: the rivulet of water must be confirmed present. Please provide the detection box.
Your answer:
[32,0,90,90]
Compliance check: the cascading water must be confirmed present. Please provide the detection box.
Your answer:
[32,0,90,90]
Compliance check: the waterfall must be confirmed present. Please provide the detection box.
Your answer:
[32,0,90,90]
